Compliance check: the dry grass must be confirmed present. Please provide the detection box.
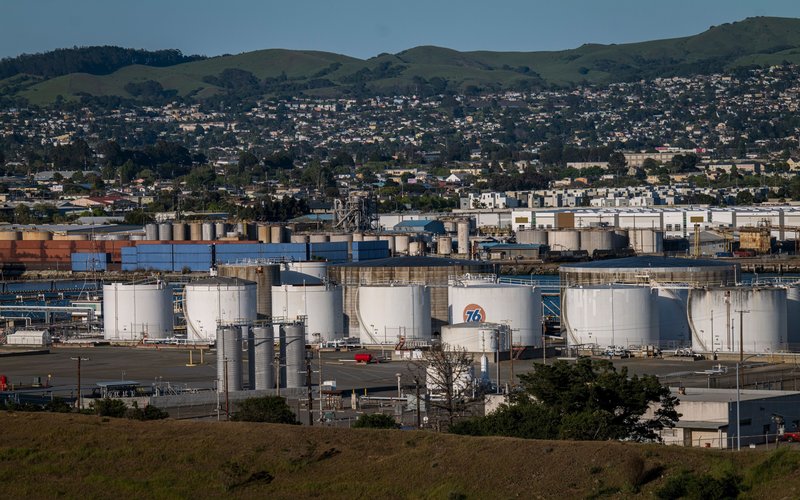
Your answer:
[1,412,799,499]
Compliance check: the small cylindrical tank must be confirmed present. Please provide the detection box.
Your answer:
[437,236,453,255]
[157,223,173,241]
[145,223,158,241]
[189,222,203,241]
[257,224,271,243]
[253,326,274,390]
[283,323,306,389]
[172,222,187,241]
[201,222,215,241]
[216,326,243,393]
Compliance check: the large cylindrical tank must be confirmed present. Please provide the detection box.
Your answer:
[184,277,257,342]
[309,234,329,243]
[352,232,364,242]
[786,286,800,351]
[217,263,280,319]
[580,229,614,255]
[437,236,453,255]
[560,256,738,287]
[283,324,306,389]
[629,228,664,254]
[270,225,285,244]
[654,287,691,346]
[201,222,215,241]
[290,234,309,243]
[379,235,395,255]
[22,230,51,241]
[516,229,548,245]
[253,326,274,390]
[440,323,510,353]
[214,222,228,240]
[395,234,410,254]
[157,223,173,241]
[687,287,787,354]
[280,261,328,284]
[0,231,20,241]
[563,285,659,348]
[357,285,431,344]
[172,222,187,241]
[448,283,542,347]
[272,284,344,343]
[188,222,202,241]
[409,241,424,256]
[457,220,470,255]
[103,282,173,341]
[363,234,379,242]
[216,326,243,392]
[548,230,580,251]
[145,223,158,241]
[257,224,271,243]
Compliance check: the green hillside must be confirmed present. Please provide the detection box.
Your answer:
[9,16,800,105]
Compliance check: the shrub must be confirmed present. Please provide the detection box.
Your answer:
[231,396,298,424]
[91,398,127,418]
[352,413,399,429]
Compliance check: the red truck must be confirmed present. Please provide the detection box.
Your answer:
[782,431,800,442]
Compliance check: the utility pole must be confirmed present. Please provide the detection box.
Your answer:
[736,309,750,363]
[70,357,89,410]
[318,347,323,424]
[224,358,230,421]
[306,353,313,426]
[414,377,421,429]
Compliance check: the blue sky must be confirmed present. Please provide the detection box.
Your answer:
[2,1,800,59]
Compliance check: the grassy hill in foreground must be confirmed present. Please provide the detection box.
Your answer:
[1,412,800,498]
[10,16,800,105]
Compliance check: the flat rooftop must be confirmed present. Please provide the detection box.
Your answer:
[669,386,800,403]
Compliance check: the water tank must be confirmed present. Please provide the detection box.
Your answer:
[563,285,659,348]
[448,283,542,347]
[157,223,173,241]
[440,323,510,353]
[22,230,51,241]
[145,223,158,241]
[215,222,228,240]
[787,286,800,351]
[0,231,20,241]
[580,229,614,255]
[271,225,285,244]
[395,234,411,254]
[272,284,344,343]
[409,241,424,256]
[654,286,691,346]
[516,229,548,245]
[53,233,88,241]
[437,236,453,255]
[357,285,431,344]
[253,326,274,390]
[257,224,271,243]
[457,220,470,255]
[282,323,306,389]
[548,230,580,251]
[184,277,257,342]
[217,263,280,319]
[629,229,664,254]
[309,234,329,243]
[291,234,309,243]
[379,235,395,255]
[280,261,328,284]
[216,326,242,392]
[172,222,187,241]
[103,282,173,341]
[687,287,787,354]
[201,222,215,241]
[188,222,203,241]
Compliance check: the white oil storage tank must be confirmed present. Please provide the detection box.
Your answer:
[579,229,614,255]
[687,287,787,354]
[629,229,664,254]
[103,282,174,341]
[440,323,510,354]
[786,286,800,351]
[448,283,542,347]
[548,230,581,251]
[281,261,328,283]
[563,285,659,348]
[654,286,691,346]
[357,285,431,345]
[272,283,344,343]
[183,277,257,342]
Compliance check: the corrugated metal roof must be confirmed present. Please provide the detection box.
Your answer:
[332,255,487,268]
[186,276,256,286]
[560,256,733,270]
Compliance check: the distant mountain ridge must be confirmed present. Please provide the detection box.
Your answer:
[4,16,800,105]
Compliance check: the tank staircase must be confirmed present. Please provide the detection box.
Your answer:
[394,337,430,350]
[512,346,526,360]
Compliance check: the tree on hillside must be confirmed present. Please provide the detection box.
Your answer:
[451,358,680,442]
[231,396,299,424]
[608,152,627,176]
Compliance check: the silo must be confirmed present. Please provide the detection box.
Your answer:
[0,231,20,241]
[440,323,510,354]
[687,287,787,354]
[329,256,491,336]
[103,282,173,340]
[580,229,614,255]
[201,222,215,241]
[172,222,187,241]
[363,234,379,242]
[437,236,453,255]
[216,326,243,393]
[270,225,285,244]
[157,223,173,241]
[188,222,203,241]
[409,241,424,256]
[291,234,309,243]
[654,286,691,346]
[395,235,410,255]
[214,222,228,240]
[283,323,306,389]
[516,229,548,246]
[457,220,470,255]
[548,230,581,251]
[236,222,246,236]
[184,277,257,342]
[563,284,659,348]
[257,224,271,243]
[353,232,364,242]
[145,223,158,241]
[217,263,280,319]
[629,228,664,254]
[448,283,542,347]
[786,286,800,350]
[309,234,329,243]
[357,285,431,344]
[22,230,51,241]
[252,326,274,390]
[379,235,395,255]
[272,283,344,343]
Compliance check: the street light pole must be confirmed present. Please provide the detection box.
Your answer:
[70,356,89,410]
[736,354,761,451]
